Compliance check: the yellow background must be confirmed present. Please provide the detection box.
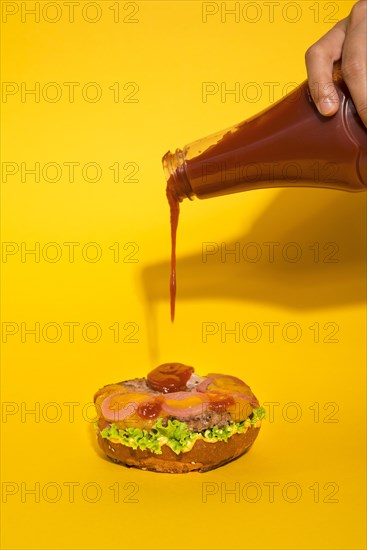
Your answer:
[1,1,366,549]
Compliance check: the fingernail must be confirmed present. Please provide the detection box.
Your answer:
[319,96,338,116]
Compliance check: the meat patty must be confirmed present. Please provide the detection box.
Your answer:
[168,410,232,431]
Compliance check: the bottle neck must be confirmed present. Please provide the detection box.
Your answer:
[163,149,194,201]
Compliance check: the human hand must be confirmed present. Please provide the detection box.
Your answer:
[305,0,367,127]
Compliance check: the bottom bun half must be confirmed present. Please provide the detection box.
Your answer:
[97,427,260,473]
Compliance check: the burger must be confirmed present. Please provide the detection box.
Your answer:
[94,363,265,473]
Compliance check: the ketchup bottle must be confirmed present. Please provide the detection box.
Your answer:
[163,65,367,321]
[163,66,366,200]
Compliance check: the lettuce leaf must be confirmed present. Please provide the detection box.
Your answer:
[250,406,266,423]
[99,406,265,455]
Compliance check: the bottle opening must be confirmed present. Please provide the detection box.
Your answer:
[162,149,194,202]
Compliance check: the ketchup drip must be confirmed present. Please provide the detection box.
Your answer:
[166,178,180,322]
[207,394,235,411]
[137,399,162,419]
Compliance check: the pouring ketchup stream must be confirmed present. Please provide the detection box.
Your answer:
[166,178,179,322]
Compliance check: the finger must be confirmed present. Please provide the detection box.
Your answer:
[341,1,367,126]
[305,19,348,116]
